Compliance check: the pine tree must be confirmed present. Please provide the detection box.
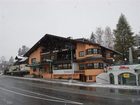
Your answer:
[114,14,134,61]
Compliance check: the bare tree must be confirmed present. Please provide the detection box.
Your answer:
[104,26,114,49]
[18,48,22,56]
[95,27,104,45]
[0,56,8,71]
[0,56,6,63]
[9,56,14,65]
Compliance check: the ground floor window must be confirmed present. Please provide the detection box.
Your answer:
[89,76,93,80]
[53,63,72,70]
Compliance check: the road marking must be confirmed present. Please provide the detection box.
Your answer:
[0,87,83,105]
[11,86,79,103]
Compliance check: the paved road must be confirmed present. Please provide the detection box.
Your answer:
[0,76,140,105]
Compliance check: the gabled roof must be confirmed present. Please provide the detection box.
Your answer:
[14,56,28,65]
[100,46,122,55]
[24,34,120,57]
[24,34,76,57]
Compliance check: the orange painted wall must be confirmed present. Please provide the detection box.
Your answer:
[76,43,102,59]
[42,73,52,79]
[84,69,103,76]
[29,69,40,75]
[53,74,79,79]
[76,43,85,59]
[28,47,43,74]
[29,47,42,64]
[76,43,104,82]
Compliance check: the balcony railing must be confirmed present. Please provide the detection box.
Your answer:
[74,70,85,74]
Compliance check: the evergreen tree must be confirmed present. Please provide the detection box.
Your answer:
[90,32,96,43]
[114,14,134,61]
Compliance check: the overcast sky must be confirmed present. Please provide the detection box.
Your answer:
[0,0,140,60]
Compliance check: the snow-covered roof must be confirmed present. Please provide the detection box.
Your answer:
[15,56,28,62]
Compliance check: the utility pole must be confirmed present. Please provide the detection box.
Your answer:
[121,30,126,63]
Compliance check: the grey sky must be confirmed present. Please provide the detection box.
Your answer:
[0,0,140,60]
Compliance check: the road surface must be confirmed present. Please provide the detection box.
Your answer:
[0,76,140,105]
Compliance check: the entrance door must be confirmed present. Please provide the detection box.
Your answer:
[80,74,86,82]
[138,74,140,86]
[118,73,136,85]
[109,73,114,84]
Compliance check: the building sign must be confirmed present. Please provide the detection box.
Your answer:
[119,66,129,70]
[123,73,130,78]
[53,69,74,74]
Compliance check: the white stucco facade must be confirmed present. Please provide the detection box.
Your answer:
[96,64,140,86]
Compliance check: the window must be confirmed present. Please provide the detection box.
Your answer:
[79,51,85,57]
[51,55,55,60]
[63,64,68,69]
[97,49,101,54]
[82,63,104,69]
[79,64,85,70]
[86,63,94,69]
[93,49,98,54]
[58,64,63,69]
[54,63,72,70]
[31,58,36,64]
[99,63,104,69]
[67,64,72,69]
[86,49,93,55]
[53,65,58,70]
[94,63,99,69]
[106,53,111,58]
[89,76,92,80]
[86,48,101,55]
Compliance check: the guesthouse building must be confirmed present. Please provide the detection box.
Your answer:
[24,34,119,82]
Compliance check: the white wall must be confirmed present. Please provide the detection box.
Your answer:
[96,73,110,84]
[53,63,78,74]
